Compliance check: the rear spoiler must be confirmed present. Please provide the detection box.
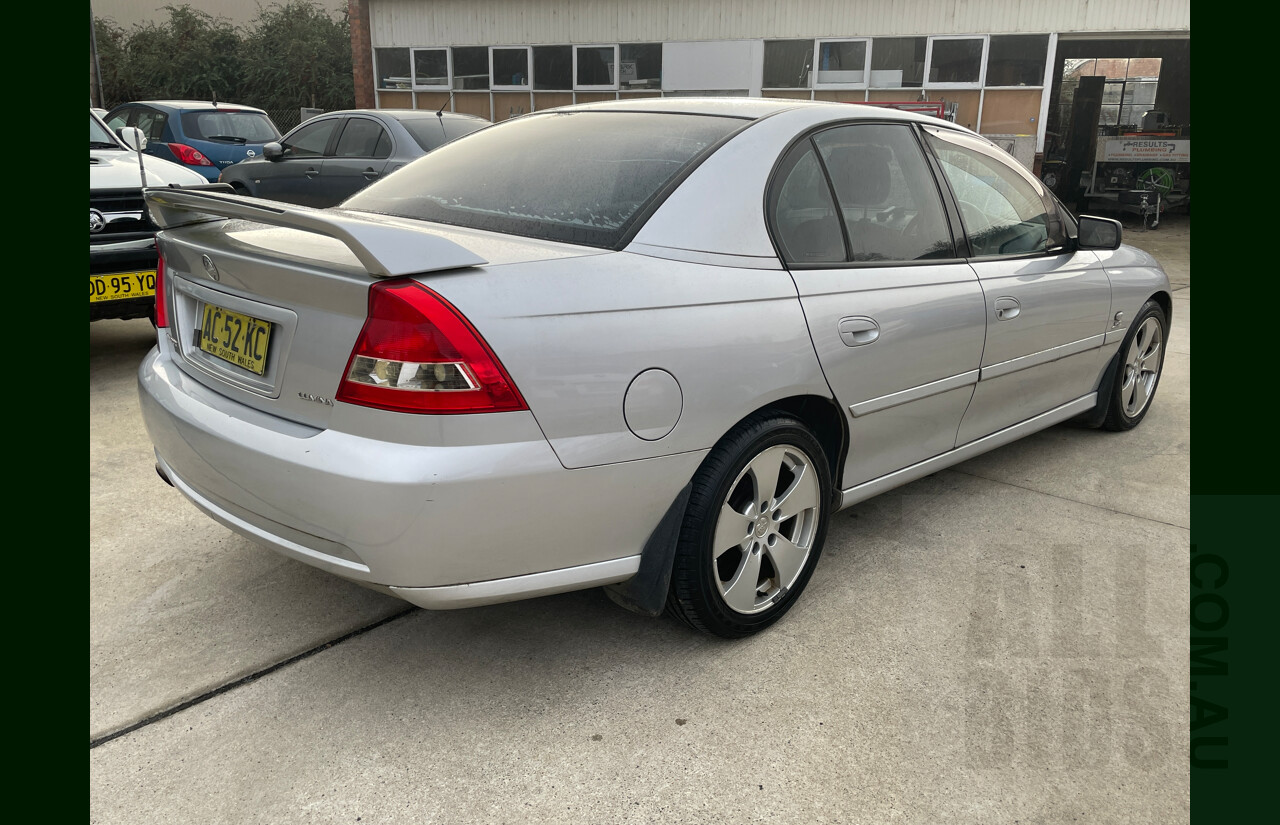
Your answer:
[142,185,487,278]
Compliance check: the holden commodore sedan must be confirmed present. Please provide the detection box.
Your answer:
[138,99,1169,638]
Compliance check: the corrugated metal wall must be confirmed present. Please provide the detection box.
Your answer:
[371,0,1191,47]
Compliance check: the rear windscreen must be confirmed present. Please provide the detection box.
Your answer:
[342,111,746,248]
[181,111,280,143]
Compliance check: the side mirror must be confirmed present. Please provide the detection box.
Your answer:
[119,126,148,152]
[263,142,283,161]
[1077,215,1122,250]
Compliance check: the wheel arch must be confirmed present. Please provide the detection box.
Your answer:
[604,392,847,618]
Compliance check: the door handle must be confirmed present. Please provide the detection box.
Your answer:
[838,316,880,347]
[362,168,380,180]
[305,167,320,178]
[994,297,1021,320]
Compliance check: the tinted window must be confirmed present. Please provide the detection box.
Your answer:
[769,141,844,263]
[335,118,391,158]
[812,124,954,262]
[181,111,280,142]
[134,108,168,141]
[344,112,744,248]
[533,45,572,90]
[925,128,1065,256]
[104,109,131,131]
[282,118,339,158]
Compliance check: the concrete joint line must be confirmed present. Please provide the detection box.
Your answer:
[90,607,416,750]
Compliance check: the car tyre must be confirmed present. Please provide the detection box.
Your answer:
[667,412,832,638]
[1103,299,1167,431]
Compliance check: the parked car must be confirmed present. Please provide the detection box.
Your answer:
[91,109,206,322]
[102,100,281,183]
[217,109,489,207]
[138,99,1170,637]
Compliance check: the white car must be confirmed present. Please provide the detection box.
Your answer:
[91,109,206,321]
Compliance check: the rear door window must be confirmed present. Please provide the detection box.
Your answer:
[334,118,392,159]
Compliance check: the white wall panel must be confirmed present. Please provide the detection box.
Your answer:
[371,0,1190,47]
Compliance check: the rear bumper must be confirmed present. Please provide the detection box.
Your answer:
[90,238,157,321]
[138,346,706,603]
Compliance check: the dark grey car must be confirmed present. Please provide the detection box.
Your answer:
[217,109,489,207]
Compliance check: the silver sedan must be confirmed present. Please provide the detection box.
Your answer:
[139,98,1170,637]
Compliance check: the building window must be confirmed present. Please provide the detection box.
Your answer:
[534,45,573,90]
[814,39,870,87]
[870,37,925,88]
[985,35,1049,87]
[575,45,619,90]
[927,36,986,87]
[375,48,411,91]
[764,40,814,89]
[411,48,449,90]
[491,46,531,89]
[620,43,662,90]
[452,46,490,90]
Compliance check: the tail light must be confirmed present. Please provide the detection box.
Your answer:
[337,281,527,414]
[154,247,169,328]
[167,143,214,167]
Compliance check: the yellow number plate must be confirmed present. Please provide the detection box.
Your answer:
[90,271,156,303]
[199,303,272,376]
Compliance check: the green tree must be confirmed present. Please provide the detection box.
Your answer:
[124,5,244,103]
[240,1,354,114]
[92,16,132,107]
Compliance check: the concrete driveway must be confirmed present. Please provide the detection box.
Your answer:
[90,215,1190,823]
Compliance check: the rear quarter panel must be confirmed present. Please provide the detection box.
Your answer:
[421,251,831,469]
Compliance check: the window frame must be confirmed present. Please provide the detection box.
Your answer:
[983,34,1050,90]
[490,45,533,91]
[450,45,491,91]
[573,44,620,91]
[374,47,412,91]
[924,35,989,90]
[812,38,872,90]
[410,47,451,91]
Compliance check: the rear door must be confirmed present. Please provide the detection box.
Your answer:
[922,126,1113,444]
[320,116,394,204]
[775,122,987,489]
[253,116,342,206]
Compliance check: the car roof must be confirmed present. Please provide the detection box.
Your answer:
[550,96,957,129]
[306,108,487,123]
[118,100,270,114]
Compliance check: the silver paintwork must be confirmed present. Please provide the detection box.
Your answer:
[138,98,1172,613]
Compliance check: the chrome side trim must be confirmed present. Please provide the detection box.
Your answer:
[980,334,1106,381]
[837,393,1097,510]
[1104,327,1128,346]
[626,242,784,270]
[849,369,980,418]
[391,556,642,610]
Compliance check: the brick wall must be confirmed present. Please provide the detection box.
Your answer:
[349,0,374,108]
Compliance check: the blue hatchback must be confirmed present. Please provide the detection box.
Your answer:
[102,101,282,182]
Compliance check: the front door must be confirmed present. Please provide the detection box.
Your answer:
[921,126,1113,444]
